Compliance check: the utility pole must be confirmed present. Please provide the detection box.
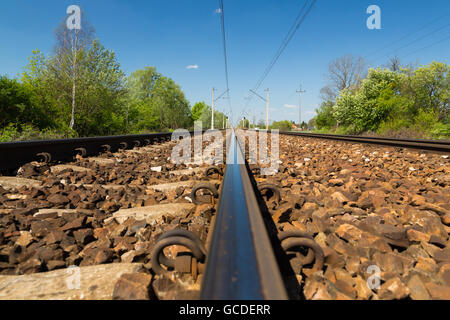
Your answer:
[296,85,306,129]
[211,87,215,130]
[222,111,225,129]
[249,88,270,130]
[266,88,269,130]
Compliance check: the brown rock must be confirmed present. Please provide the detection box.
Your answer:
[329,178,344,186]
[378,277,409,300]
[113,273,152,300]
[357,197,373,210]
[415,256,437,273]
[44,230,65,245]
[407,275,430,300]
[31,220,52,238]
[47,194,70,205]
[323,246,345,269]
[335,224,363,242]
[375,224,406,241]
[94,248,114,264]
[330,192,349,204]
[46,260,66,271]
[425,282,450,300]
[73,229,94,245]
[0,263,144,299]
[407,229,430,242]
[354,275,373,300]
[15,231,34,247]
[93,228,110,239]
[303,278,332,300]
[36,247,63,263]
[429,235,446,248]
[438,264,450,286]
[434,247,450,263]
[17,258,42,275]
[60,216,86,231]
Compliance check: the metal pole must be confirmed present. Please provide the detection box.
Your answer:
[297,85,306,129]
[265,88,269,130]
[211,88,215,130]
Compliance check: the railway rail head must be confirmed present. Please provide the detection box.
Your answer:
[200,130,288,300]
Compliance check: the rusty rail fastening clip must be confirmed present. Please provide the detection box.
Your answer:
[278,230,324,273]
[205,166,223,177]
[75,147,87,157]
[101,144,111,153]
[151,229,207,280]
[190,183,219,205]
[36,152,51,164]
[258,183,281,206]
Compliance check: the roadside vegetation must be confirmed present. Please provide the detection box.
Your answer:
[0,15,224,142]
[313,55,449,139]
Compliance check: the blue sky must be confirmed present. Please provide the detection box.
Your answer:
[0,0,449,125]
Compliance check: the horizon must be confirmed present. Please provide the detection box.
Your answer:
[0,0,449,125]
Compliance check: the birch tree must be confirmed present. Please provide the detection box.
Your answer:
[53,6,94,130]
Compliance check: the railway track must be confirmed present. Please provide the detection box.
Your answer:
[0,130,449,300]
[281,131,450,153]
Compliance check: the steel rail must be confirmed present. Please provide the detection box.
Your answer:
[280,131,450,153]
[200,130,288,300]
[0,132,175,171]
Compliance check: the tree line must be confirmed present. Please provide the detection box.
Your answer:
[0,16,224,142]
[313,55,449,139]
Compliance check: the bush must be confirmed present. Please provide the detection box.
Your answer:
[0,123,75,142]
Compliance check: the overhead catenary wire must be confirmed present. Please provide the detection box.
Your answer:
[240,0,317,123]
[369,22,450,64]
[363,11,450,61]
[218,0,233,124]
[401,34,450,59]
[253,0,316,92]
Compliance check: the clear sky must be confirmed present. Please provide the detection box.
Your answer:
[0,0,449,126]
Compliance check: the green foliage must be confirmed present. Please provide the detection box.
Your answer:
[269,120,293,131]
[191,102,207,121]
[0,123,75,142]
[0,16,196,142]
[126,67,193,133]
[1,47,194,141]
[315,101,336,129]
[197,105,227,129]
[313,61,449,138]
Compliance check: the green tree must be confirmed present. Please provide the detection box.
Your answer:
[410,62,449,122]
[126,67,192,132]
[314,100,337,129]
[270,120,293,131]
[22,40,127,136]
[191,102,207,121]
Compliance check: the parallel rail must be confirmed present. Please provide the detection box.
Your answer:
[0,133,173,172]
[280,131,450,153]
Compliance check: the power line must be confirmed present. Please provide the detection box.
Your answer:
[363,11,450,61]
[402,34,450,59]
[370,22,450,63]
[218,0,233,124]
[240,0,317,122]
[253,0,317,91]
